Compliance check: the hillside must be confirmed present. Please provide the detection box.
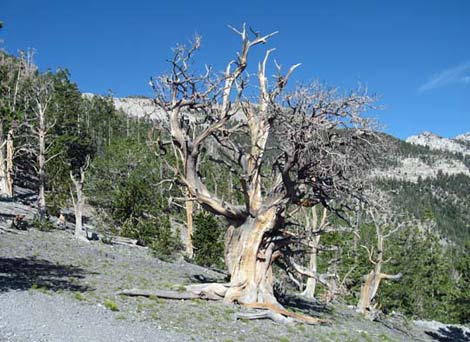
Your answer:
[112,96,470,245]
[1,53,469,341]
[2,227,467,342]
[371,132,470,245]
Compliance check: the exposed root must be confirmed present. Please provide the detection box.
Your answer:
[118,283,330,325]
[243,303,331,325]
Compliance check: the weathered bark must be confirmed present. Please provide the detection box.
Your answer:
[0,122,9,198]
[357,268,401,319]
[0,129,16,199]
[119,289,208,300]
[142,24,379,325]
[223,207,279,306]
[185,196,194,258]
[300,207,327,298]
[118,283,228,301]
[357,211,402,318]
[6,130,13,197]
[0,130,8,197]
[30,75,54,219]
[70,159,89,241]
[72,183,85,240]
[301,234,320,298]
[37,104,46,218]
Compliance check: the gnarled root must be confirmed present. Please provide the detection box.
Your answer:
[242,303,331,325]
[118,283,330,325]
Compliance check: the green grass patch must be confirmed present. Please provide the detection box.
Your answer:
[104,299,119,311]
[74,292,86,301]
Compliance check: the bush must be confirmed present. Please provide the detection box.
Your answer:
[148,215,182,260]
[120,214,182,260]
[31,215,55,232]
[193,211,225,269]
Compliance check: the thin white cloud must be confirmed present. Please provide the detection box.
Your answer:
[418,61,470,92]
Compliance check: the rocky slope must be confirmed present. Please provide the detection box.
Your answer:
[370,131,470,182]
[113,97,165,121]
[1,225,462,342]
[373,156,470,182]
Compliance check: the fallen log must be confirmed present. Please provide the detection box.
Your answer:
[117,289,204,300]
[105,235,148,248]
[111,236,139,246]
[236,310,296,325]
[118,283,228,301]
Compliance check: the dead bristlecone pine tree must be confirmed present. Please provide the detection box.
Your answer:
[70,156,90,241]
[357,199,404,320]
[119,24,382,325]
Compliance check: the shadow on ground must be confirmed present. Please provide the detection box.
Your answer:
[281,294,332,318]
[425,326,470,342]
[0,257,91,292]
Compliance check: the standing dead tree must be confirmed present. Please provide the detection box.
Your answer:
[27,74,56,218]
[0,122,13,198]
[301,206,328,298]
[283,205,351,303]
[0,50,36,198]
[296,206,343,301]
[356,203,404,320]
[184,189,194,258]
[120,24,380,324]
[70,156,90,241]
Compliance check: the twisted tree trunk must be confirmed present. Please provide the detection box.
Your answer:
[224,207,279,306]
[357,216,402,319]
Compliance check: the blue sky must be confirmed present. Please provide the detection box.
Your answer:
[1,0,469,138]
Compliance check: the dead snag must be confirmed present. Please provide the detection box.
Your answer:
[356,199,405,319]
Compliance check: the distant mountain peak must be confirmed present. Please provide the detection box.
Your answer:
[406,131,470,155]
[421,131,439,137]
[455,132,470,142]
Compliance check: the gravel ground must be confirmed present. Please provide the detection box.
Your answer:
[0,223,454,342]
[0,291,193,342]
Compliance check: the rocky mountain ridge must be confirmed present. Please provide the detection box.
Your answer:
[89,95,470,182]
[116,96,470,176]
[406,131,470,156]
[113,96,164,121]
